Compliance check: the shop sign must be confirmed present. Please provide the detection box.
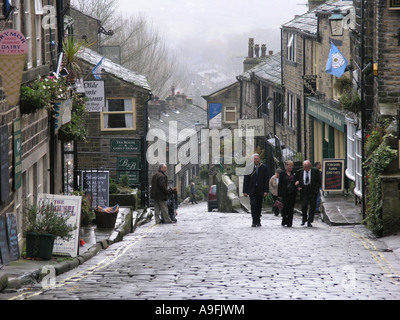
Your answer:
[81,171,109,208]
[322,159,344,192]
[37,193,82,258]
[303,75,317,96]
[84,80,105,112]
[110,139,141,153]
[209,103,222,129]
[117,157,140,185]
[0,125,10,202]
[306,99,345,132]
[238,119,265,137]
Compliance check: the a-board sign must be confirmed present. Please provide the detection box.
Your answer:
[81,171,109,208]
[7,213,19,261]
[0,216,11,265]
[37,194,82,258]
[322,159,345,192]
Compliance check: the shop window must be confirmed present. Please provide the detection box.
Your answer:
[101,98,136,131]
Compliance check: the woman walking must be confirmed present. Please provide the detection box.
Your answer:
[269,169,281,216]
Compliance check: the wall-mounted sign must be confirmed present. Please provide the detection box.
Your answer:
[84,80,105,112]
[117,157,140,185]
[0,29,28,106]
[209,103,222,129]
[110,139,141,153]
[303,75,317,97]
[238,119,265,137]
[322,159,344,192]
[0,125,10,202]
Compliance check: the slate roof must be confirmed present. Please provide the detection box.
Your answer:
[77,47,151,91]
[239,52,282,86]
[281,0,353,37]
[148,103,207,142]
[281,10,318,37]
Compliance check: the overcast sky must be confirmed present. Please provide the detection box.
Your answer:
[116,0,308,46]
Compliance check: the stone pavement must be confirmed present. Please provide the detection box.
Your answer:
[2,201,400,301]
[0,207,151,292]
[1,195,400,300]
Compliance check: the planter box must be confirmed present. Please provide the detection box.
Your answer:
[109,192,137,209]
[25,233,55,260]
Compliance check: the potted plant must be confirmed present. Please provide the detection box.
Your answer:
[24,203,77,260]
[62,37,85,84]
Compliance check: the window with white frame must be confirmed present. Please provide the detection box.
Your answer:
[287,33,297,63]
[101,98,136,131]
[346,118,356,181]
[35,0,43,66]
[23,0,33,68]
[287,93,295,128]
[224,106,237,123]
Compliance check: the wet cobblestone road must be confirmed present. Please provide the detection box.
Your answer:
[5,202,400,301]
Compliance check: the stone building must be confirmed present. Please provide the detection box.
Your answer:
[75,47,151,198]
[147,93,207,198]
[0,0,67,253]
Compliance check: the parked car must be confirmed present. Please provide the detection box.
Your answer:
[207,185,217,212]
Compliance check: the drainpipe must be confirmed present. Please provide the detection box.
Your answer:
[142,91,152,208]
[360,0,366,219]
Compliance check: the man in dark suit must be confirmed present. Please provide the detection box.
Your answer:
[295,160,322,227]
[243,154,269,227]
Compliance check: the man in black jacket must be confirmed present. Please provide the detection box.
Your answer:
[150,164,174,224]
[243,154,269,227]
[295,160,322,227]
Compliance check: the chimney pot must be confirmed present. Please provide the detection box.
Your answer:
[255,44,260,58]
[248,38,254,58]
[261,44,267,57]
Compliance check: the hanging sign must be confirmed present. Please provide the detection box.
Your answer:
[0,29,28,106]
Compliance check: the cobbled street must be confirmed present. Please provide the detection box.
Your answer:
[4,202,400,301]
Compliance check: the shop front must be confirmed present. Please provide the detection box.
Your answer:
[306,97,346,168]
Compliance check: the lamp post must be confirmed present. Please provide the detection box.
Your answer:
[329,7,344,37]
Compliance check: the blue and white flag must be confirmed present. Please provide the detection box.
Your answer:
[325,42,348,78]
[92,56,105,80]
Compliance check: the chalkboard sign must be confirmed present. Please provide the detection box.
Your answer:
[322,159,345,192]
[0,125,10,202]
[81,171,109,208]
[0,216,11,265]
[7,213,19,261]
